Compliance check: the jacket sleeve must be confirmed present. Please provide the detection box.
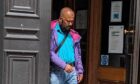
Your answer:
[75,42,84,74]
[50,30,67,69]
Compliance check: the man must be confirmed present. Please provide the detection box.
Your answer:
[50,7,84,84]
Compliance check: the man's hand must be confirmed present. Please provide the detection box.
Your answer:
[64,64,73,73]
[77,74,83,83]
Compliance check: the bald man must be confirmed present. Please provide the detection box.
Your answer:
[50,7,84,84]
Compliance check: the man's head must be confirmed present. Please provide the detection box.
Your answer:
[59,7,75,31]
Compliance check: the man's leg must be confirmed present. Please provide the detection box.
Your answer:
[50,66,65,84]
[65,67,77,84]
[50,72,60,84]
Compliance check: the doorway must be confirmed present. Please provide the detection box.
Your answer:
[51,0,89,84]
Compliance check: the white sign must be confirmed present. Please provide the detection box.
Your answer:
[108,25,124,53]
[110,1,123,22]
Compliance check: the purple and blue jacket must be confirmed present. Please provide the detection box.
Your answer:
[50,20,84,75]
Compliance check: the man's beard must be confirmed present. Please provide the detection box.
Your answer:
[65,26,71,31]
[62,26,70,34]
[60,24,71,34]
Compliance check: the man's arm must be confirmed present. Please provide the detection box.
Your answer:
[75,42,84,74]
[50,30,67,69]
[75,42,84,83]
[50,30,74,73]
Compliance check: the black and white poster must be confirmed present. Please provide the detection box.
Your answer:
[108,25,124,53]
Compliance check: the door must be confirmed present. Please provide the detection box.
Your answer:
[87,0,136,84]
[0,0,51,84]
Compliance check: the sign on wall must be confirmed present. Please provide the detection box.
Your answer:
[108,25,124,53]
[110,1,123,22]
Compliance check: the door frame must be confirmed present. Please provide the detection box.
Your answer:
[131,0,140,84]
[86,0,102,83]
[0,0,4,83]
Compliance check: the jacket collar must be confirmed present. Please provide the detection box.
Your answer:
[51,20,81,43]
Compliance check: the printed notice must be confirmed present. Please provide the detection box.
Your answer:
[110,1,123,22]
[108,25,124,53]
